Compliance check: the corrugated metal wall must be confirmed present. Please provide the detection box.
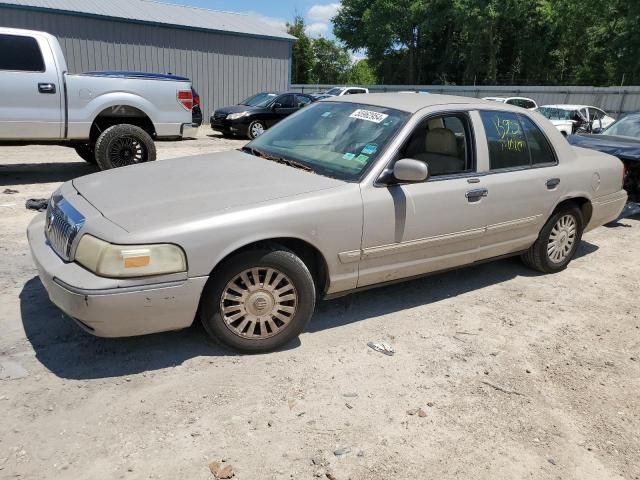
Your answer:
[1,6,291,115]
[292,84,640,116]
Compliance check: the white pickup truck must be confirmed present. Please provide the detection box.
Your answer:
[0,27,197,169]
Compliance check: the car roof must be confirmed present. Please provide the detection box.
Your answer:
[482,96,535,101]
[322,93,529,114]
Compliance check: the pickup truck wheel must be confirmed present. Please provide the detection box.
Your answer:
[94,124,156,170]
[247,120,265,139]
[200,249,316,352]
[522,205,584,273]
[74,144,96,164]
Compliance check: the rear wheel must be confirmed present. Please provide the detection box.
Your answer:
[74,144,96,164]
[94,124,156,170]
[199,249,316,352]
[522,205,584,273]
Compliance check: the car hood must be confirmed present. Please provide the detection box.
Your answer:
[567,134,640,162]
[72,150,345,233]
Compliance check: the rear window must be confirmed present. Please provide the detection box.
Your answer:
[0,34,45,72]
[480,111,556,169]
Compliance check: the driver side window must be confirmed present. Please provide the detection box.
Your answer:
[399,113,474,177]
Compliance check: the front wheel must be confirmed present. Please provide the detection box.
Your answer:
[247,120,266,140]
[94,124,156,170]
[522,205,584,273]
[199,249,316,352]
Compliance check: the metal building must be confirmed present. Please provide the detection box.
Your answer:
[0,0,295,115]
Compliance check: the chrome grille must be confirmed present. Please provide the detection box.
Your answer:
[45,192,85,261]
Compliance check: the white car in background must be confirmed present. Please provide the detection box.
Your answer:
[482,96,538,110]
[540,104,616,132]
[535,106,577,136]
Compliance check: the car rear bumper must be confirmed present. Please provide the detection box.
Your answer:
[181,122,199,138]
[27,214,208,338]
[586,189,628,231]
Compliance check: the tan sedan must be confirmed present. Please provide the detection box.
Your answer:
[28,94,627,351]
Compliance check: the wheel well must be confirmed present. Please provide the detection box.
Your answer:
[554,197,593,225]
[212,238,330,295]
[89,106,155,143]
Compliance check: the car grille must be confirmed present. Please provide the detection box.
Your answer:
[44,192,85,261]
[213,112,227,121]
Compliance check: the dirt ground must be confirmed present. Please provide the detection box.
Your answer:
[0,129,639,480]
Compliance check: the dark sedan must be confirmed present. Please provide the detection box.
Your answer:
[210,92,316,139]
[568,113,640,200]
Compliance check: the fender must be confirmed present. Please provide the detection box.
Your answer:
[67,91,158,139]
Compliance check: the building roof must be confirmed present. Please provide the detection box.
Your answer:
[0,0,296,41]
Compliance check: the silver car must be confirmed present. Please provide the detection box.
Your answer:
[28,94,627,352]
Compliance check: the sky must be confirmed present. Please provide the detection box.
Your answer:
[170,0,341,38]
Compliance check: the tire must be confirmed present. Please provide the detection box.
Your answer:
[199,249,316,352]
[247,120,266,140]
[74,144,96,164]
[521,204,584,273]
[94,124,156,170]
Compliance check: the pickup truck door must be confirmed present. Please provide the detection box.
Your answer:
[0,33,63,140]
[473,110,559,257]
[357,111,488,288]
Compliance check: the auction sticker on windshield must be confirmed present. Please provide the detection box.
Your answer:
[349,109,389,123]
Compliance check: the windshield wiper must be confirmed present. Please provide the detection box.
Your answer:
[241,147,315,173]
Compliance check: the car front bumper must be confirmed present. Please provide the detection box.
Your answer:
[27,214,208,338]
[210,116,250,136]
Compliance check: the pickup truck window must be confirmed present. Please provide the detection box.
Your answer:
[0,34,45,72]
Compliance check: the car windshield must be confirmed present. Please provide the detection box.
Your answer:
[325,87,345,95]
[602,115,640,138]
[240,92,277,107]
[538,107,573,120]
[245,102,409,181]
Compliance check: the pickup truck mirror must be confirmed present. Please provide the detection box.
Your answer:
[393,159,429,183]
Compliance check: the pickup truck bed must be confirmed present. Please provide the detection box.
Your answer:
[0,27,196,169]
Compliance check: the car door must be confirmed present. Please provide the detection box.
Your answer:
[0,32,63,139]
[268,94,297,126]
[473,110,560,257]
[358,110,489,287]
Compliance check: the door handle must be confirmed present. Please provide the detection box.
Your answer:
[546,178,560,189]
[466,188,488,202]
[38,83,56,94]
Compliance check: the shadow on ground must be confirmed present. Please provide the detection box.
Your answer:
[21,241,599,380]
[0,162,97,186]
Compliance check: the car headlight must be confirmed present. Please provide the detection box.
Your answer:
[75,235,187,278]
[226,111,249,120]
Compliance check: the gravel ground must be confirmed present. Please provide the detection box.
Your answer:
[0,129,639,480]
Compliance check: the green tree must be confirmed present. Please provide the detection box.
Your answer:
[310,38,351,84]
[343,59,377,85]
[287,16,313,84]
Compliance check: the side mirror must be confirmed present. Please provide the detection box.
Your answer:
[272,102,283,110]
[393,158,429,183]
